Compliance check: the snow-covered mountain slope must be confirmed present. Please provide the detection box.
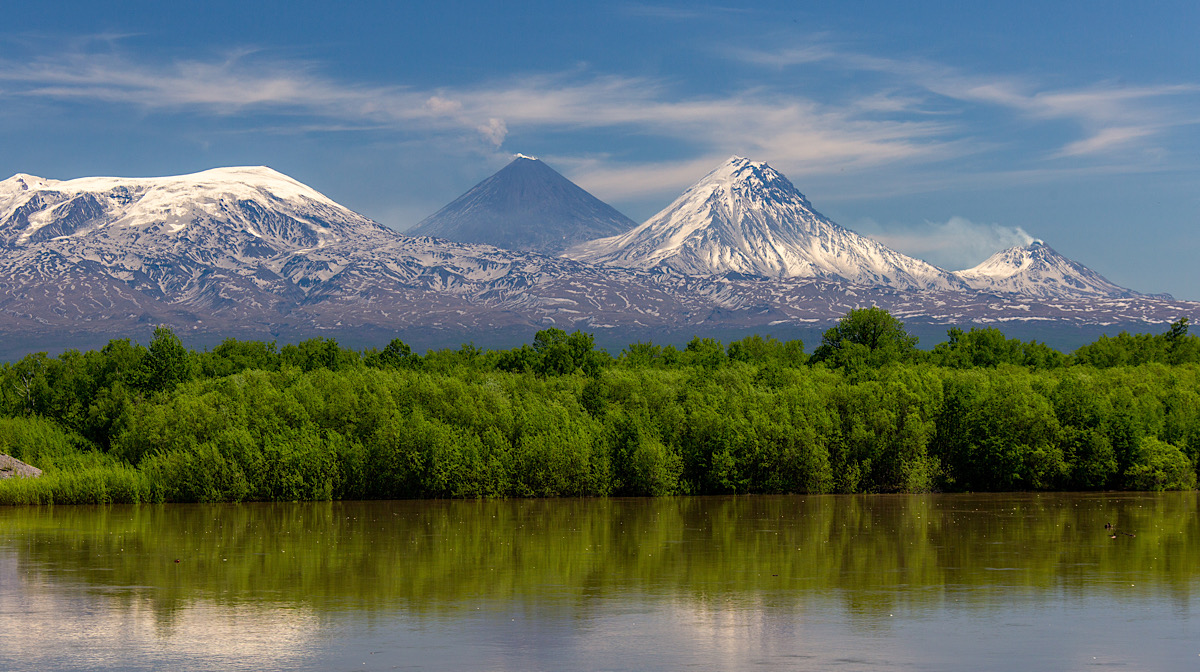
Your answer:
[408,155,637,254]
[565,156,968,292]
[0,163,1193,359]
[0,166,397,258]
[953,241,1157,299]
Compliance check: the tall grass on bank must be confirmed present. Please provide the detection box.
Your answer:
[0,465,159,505]
[0,415,160,504]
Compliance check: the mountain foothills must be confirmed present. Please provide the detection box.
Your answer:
[0,156,1193,358]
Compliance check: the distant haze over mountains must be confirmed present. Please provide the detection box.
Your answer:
[408,155,636,254]
[0,158,1191,358]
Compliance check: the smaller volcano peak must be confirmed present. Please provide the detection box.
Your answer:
[955,239,1139,298]
[409,156,637,254]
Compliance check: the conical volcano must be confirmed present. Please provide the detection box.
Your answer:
[408,155,637,254]
[953,241,1152,298]
[566,156,966,291]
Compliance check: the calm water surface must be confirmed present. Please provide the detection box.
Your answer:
[1,493,1198,671]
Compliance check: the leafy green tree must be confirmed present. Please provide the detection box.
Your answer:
[496,345,538,373]
[1125,436,1196,490]
[1072,319,1198,368]
[146,326,193,393]
[532,328,574,376]
[197,338,280,377]
[1051,371,1118,488]
[621,341,662,368]
[683,336,726,368]
[931,327,1068,370]
[811,307,918,369]
[98,339,150,391]
[727,334,778,364]
[1165,317,1200,364]
[933,370,1065,491]
[378,338,421,369]
[280,337,357,372]
[530,328,601,376]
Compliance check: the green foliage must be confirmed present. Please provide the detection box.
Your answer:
[683,336,726,368]
[196,338,280,377]
[1125,437,1196,490]
[0,415,92,469]
[146,326,193,392]
[0,463,158,505]
[1074,317,1200,367]
[2,311,1198,504]
[530,328,606,376]
[375,338,422,369]
[933,369,1065,491]
[811,306,918,370]
[280,337,359,372]
[727,334,805,367]
[932,327,1067,369]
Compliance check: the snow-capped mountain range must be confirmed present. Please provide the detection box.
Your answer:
[0,158,1189,357]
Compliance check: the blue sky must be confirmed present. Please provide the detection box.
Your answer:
[3,1,1199,298]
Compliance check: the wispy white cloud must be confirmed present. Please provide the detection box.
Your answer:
[728,44,836,68]
[553,155,730,201]
[855,216,1035,270]
[0,50,966,194]
[733,42,1200,160]
[3,38,1197,204]
[1053,126,1156,158]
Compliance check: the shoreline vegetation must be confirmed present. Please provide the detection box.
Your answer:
[1,308,1197,505]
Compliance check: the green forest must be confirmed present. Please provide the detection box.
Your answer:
[2,307,1198,504]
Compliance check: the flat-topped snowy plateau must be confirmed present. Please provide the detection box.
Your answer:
[0,166,393,252]
[0,162,1191,356]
